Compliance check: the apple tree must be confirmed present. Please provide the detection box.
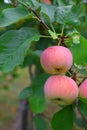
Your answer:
[0,0,87,130]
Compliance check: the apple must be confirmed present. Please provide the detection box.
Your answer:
[44,75,78,106]
[42,0,51,4]
[79,79,87,98]
[40,46,73,74]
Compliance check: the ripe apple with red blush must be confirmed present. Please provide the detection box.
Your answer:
[40,46,73,75]
[44,75,78,106]
[42,0,51,4]
[79,79,87,98]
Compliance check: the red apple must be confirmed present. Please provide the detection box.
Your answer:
[44,75,78,106]
[79,79,87,98]
[40,46,73,74]
[42,0,51,4]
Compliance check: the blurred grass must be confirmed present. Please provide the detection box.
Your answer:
[0,67,30,130]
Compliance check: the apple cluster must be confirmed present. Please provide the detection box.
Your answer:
[40,46,87,106]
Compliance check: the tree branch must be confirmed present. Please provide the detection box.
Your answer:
[12,100,29,130]
[28,65,39,130]
[17,0,50,30]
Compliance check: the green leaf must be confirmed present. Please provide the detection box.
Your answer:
[55,5,81,25]
[78,100,87,116]
[0,0,11,13]
[29,73,50,114]
[34,115,49,130]
[70,35,87,65]
[36,37,53,50]
[75,118,87,128]
[56,0,66,6]
[0,6,31,27]
[22,0,40,9]
[51,105,74,130]
[79,97,87,104]
[0,27,40,72]
[68,31,80,44]
[40,3,56,23]
[48,30,58,39]
[19,87,32,100]
[21,50,43,72]
[19,1,56,23]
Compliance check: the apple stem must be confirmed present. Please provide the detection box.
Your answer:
[61,25,64,37]
[76,98,87,124]
[69,68,86,85]
[58,25,65,45]
[58,36,68,46]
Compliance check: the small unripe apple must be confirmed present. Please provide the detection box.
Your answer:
[40,46,73,74]
[44,75,78,106]
[79,79,87,98]
[42,0,51,4]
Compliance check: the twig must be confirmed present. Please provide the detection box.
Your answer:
[17,0,50,30]
[40,35,52,38]
[76,98,87,124]
[21,100,29,130]
[28,65,36,130]
[28,65,34,82]
[28,65,40,130]
[28,105,35,130]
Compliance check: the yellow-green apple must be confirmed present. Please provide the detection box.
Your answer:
[42,0,51,4]
[79,79,87,98]
[40,46,73,74]
[44,75,78,106]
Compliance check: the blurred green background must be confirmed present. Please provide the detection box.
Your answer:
[0,68,30,130]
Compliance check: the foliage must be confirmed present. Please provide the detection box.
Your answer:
[51,105,75,130]
[34,115,50,130]
[0,27,40,72]
[0,0,87,130]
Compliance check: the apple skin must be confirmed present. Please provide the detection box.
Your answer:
[42,0,51,4]
[40,46,73,74]
[79,79,87,98]
[44,75,78,106]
